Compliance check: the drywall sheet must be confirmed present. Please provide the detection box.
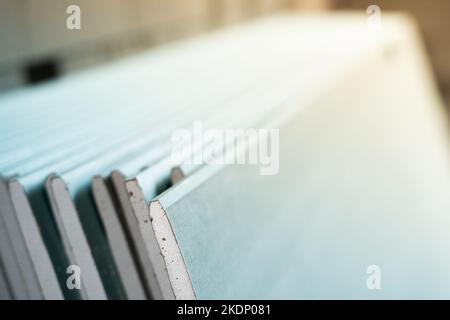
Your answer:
[9,180,63,299]
[0,259,12,299]
[125,179,176,300]
[146,22,450,299]
[0,193,28,299]
[45,176,107,300]
[0,178,42,299]
[92,176,147,299]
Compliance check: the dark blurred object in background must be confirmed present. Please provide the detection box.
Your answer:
[0,0,297,91]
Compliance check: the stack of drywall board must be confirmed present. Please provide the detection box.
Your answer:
[1,13,450,299]
[124,15,450,299]
[1,17,293,299]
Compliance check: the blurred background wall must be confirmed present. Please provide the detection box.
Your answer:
[333,0,450,112]
[0,0,449,110]
[0,0,328,92]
